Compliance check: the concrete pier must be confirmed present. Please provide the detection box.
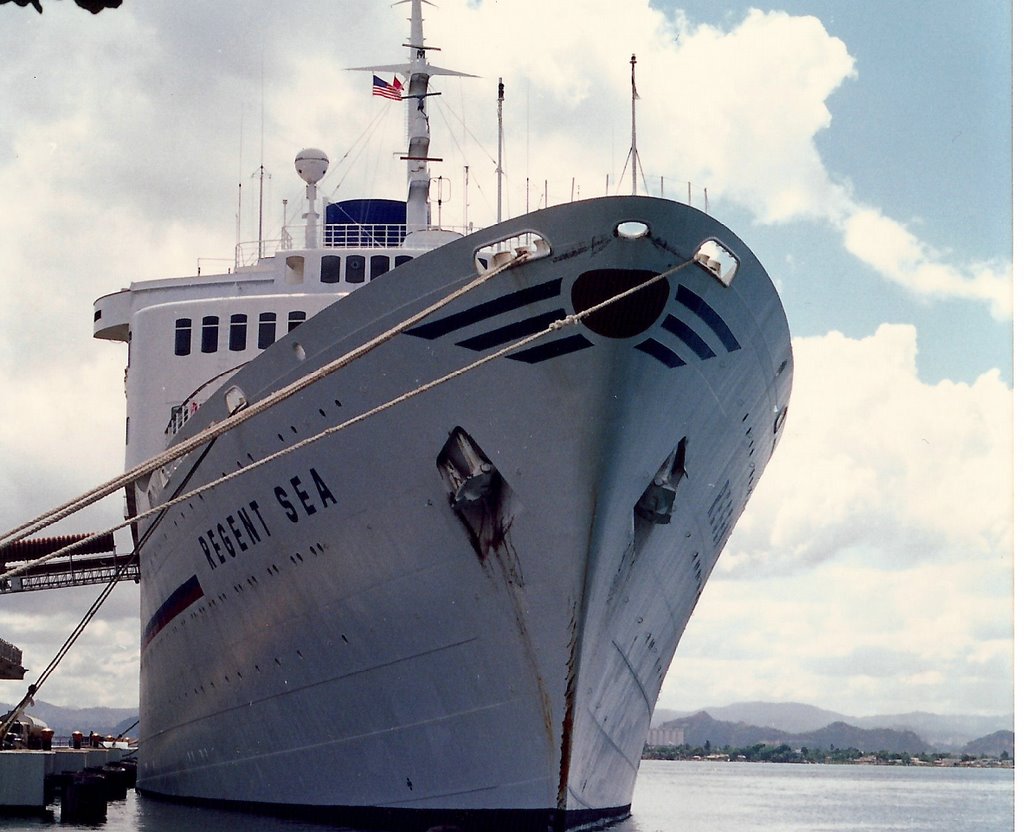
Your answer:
[0,746,134,814]
[0,750,50,811]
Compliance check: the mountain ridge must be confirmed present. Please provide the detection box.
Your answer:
[661,710,932,755]
[1,699,138,738]
[652,701,1012,751]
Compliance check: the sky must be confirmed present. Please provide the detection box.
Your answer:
[0,0,1013,722]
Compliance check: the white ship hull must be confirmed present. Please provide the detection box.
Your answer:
[131,197,792,830]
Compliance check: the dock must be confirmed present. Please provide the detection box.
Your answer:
[0,742,136,819]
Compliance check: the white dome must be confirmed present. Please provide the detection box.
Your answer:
[294,148,329,185]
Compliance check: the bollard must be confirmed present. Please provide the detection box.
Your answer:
[60,772,107,824]
[71,731,82,750]
[100,764,131,800]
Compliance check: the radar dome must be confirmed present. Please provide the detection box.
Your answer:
[295,148,329,185]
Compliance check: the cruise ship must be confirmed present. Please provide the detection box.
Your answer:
[91,3,793,829]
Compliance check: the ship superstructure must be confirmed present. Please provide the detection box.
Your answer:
[90,4,792,831]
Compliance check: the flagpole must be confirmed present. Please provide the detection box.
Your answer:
[630,53,638,197]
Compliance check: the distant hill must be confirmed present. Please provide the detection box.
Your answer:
[652,701,1012,750]
[794,721,929,755]
[962,730,1013,759]
[699,702,848,734]
[848,712,1012,751]
[663,711,931,755]
[1,699,138,738]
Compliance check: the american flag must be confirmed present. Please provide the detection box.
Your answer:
[372,74,403,101]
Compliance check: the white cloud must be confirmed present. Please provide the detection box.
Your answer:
[725,324,1012,576]
[843,208,1012,318]
[0,583,139,709]
[3,1,1006,319]
[659,326,1013,716]
[663,554,1013,716]
[448,2,1007,318]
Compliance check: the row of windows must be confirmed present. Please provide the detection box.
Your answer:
[170,254,417,355]
[174,311,306,356]
[320,253,413,284]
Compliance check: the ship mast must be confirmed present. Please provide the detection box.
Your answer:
[403,0,433,233]
[496,78,505,222]
[619,53,646,196]
[349,0,475,234]
[630,54,638,195]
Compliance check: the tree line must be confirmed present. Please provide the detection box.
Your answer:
[643,741,1011,765]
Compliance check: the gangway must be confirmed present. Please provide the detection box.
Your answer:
[0,533,139,594]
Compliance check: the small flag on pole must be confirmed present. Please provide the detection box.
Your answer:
[372,74,403,100]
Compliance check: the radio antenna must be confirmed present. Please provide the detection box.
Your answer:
[496,77,505,222]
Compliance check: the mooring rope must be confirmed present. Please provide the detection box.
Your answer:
[0,250,531,552]
[0,254,696,584]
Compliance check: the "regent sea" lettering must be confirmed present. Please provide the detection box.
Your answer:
[197,467,337,571]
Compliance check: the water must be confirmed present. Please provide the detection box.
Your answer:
[618,761,1013,831]
[0,761,1012,831]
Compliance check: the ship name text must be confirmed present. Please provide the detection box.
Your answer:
[198,467,338,570]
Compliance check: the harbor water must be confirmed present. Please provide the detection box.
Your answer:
[0,759,1012,831]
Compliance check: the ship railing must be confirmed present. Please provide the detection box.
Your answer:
[323,222,408,249]
[234,221,471,268]
[165,401,200,437]
[165,363,248,439]
[48,735,137,749]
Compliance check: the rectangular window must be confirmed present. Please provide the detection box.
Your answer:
[320,255,341,284]
[345,254,366,284]
[395,255,413,268]
[174,318,192,356]
[258,312,276,349]
[201,316,219,353]
[370,255,390,280]
[229,313,247,351]
[287,311,306,332]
